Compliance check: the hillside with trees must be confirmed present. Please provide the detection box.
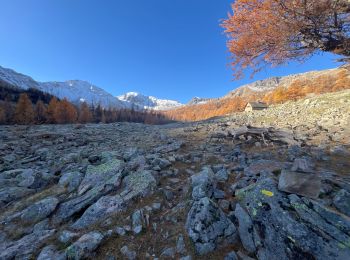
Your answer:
[164,66,350,121]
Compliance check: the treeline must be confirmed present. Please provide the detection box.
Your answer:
[164,68,350,122]
[164,96,247,121]
[0,93,172,125]
[0,84,54,104]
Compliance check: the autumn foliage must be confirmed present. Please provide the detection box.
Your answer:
[222,0,350,78]
[164,97,246,121]
[263,68,350,104]
[14,93,35,124]
[164,67,350,122]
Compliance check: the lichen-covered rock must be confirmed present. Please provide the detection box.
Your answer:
[235,177,350,260]
[186,197,237,255]
[65,231,104,260]
[78,158,124,195]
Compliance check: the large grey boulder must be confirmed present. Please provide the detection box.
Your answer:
[53,172,123,224]
[65,231,104,260]
[333,189,350,217]
[191,167,215,200]
[278,170,321,198]
[18,197,59,224]
[186,197,237,255]
[71,170,156,229]
[78,158,124,195]
[0,229,56,259]
[234,203,257,254]
[235,177,350,259]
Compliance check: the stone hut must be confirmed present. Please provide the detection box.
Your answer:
[244,101,268,112]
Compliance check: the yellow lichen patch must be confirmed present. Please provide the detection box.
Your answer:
[261,189,274,197]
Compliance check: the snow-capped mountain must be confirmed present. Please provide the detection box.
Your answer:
[117,92,183,110]
[0,65,184,110]
[39,81,128,109]
[0,65,128,108]
[0,66,40,90]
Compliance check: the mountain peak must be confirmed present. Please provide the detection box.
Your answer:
[117,92,183,110]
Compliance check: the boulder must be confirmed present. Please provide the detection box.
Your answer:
[65,231,104,260]
[278,170,321,198]
[54,173,122,224]
[333,189,350,217]
[0,229,56,259]
[59,171,83,192]
[78,158,124,195]
[186,197,237,255]
[234,203,257,254]
[191,167,215,200]
[215,168,229,182]
[235,177,350,259]
[71,170,156,229]
[19,197,59,224]
[176,234,187,254]
[120,245,136,260]
[0,187,34,206]
[37,245,66,260]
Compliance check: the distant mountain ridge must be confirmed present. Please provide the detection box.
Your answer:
[0,66,183,110]
[117,92,183,110]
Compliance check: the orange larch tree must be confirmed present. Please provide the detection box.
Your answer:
[54,98,78,124]
[222,0,350,78]
[14,93,35,124]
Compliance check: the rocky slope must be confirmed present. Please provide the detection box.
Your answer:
[225,67,342,99]
[0,90,350,259]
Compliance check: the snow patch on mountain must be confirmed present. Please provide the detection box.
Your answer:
[117,92,183,110]
[39,80,128,109]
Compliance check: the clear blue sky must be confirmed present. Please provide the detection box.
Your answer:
[0,0,342,103]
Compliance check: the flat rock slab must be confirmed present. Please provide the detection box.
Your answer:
[278,170,321,199]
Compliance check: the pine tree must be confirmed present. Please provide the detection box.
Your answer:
[14,93,34,124]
